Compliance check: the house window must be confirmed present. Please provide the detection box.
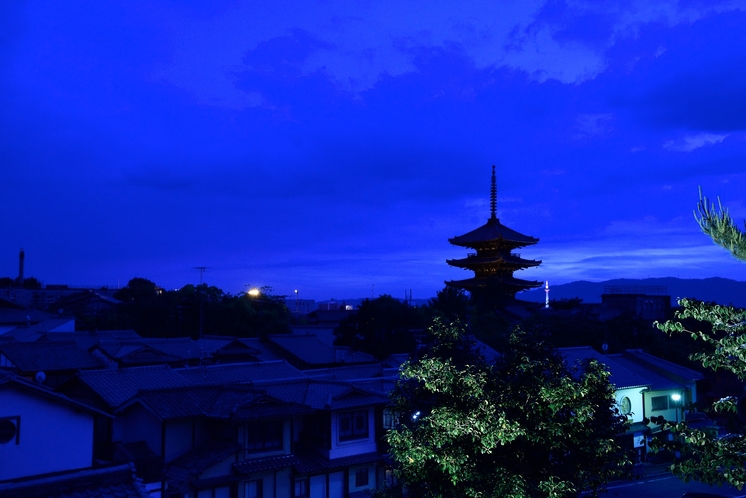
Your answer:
[355,468,369,487]
[383,409,399,430]
[339,410,368,441]
[620,397,631,416]
[245,480,262,498]
[0,416,20,445]
[293,478,308,497]
[197,488,229,498]
[651,396,668,411]
[245,422,282,453]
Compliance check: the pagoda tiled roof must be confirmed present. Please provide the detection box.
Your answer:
[447,253,541,269]
[446,274,542,290]
[449,217,538,247]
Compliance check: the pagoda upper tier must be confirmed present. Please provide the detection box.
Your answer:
[448,216,539,250]
[446,166,541,304]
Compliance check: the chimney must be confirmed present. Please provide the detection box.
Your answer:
[17,248,24,285]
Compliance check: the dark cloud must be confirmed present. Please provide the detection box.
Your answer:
[608,11,746,132]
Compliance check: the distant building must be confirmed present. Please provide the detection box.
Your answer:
[446,166,542,309]
[601,285,671,321]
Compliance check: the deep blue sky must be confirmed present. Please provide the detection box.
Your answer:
[2,1,746,300]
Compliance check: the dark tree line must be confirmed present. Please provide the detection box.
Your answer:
[83,277,292,338]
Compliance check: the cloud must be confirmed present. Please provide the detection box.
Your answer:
[144,0,746,109]
[663,133,728,152]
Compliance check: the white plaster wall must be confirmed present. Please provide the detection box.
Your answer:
[329,471,344,498]
[0,387,94,480]
[616,387,645,423]
[310,474,326,498]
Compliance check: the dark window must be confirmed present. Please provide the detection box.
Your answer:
[339,410,368,441]
[0,417,20,445]
[383,409,399,430]
[245,422,283,453]
[293,478,308,497]
[245,480,262,498]
[651,396,668,411]
[355,468,369,487]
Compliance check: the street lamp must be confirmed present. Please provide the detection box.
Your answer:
[248,288,260,297]
[294,289,298,314]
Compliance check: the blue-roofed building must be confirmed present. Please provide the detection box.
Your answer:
[559,346,705,460]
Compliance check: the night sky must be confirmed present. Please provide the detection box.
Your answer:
[2,1,746,301]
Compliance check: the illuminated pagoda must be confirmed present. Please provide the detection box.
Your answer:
[446,166,541,308]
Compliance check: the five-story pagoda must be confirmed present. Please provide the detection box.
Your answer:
[446,166,541,308]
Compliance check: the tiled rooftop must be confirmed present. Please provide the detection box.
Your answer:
[76,364,192,408]
[0,463,148,498]
[176,360,306,386]
[559,346,651,390]
[258,379,389,410]
[293,448,383,474]
[0,341,105,372]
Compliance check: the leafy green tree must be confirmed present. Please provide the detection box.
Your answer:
[654,190,746,489]
[383,319,630,498]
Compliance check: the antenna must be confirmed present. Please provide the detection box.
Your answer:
[490,165,497,219]
[194,266,207,285]
[544,281,550,309]
[194,267,207,339]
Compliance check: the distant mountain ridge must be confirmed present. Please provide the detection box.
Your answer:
[520,277,746,308]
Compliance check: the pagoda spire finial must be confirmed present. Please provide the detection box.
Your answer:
[490,165,497,219]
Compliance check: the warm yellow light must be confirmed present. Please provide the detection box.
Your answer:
[248,288,260,297]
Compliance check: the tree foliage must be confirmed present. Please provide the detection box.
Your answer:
[333,295,425,359]
[109,278,292,338]
[653,189,746,489]
[695,187,746,261]
[383,319,630,498]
